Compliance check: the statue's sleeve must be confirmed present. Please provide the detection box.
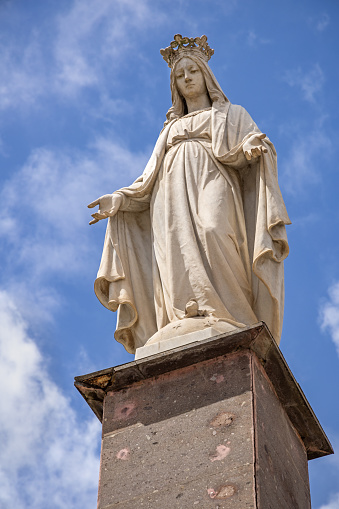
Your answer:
[234,105,291,343]
[110,121,174,208]
[212,103,262,169]
[93,122,174,353]
[115,191,151,213]
[212,103,291,343]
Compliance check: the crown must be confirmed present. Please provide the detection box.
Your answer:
[160,34,214,68]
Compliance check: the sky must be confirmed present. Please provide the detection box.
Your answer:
[0,0,338,507]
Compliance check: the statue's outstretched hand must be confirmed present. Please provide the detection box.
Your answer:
[88,193,123,225]
[243,133,268,161]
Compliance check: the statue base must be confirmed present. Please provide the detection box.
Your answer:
[75,323,333,508]
[143,316,240,348]
[136,326,223,359]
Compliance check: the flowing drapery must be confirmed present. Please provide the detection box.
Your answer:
[94,101,290,353]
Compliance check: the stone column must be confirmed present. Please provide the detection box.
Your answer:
[75,323,333,508]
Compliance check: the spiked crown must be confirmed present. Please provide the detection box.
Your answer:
[160,34,214,68]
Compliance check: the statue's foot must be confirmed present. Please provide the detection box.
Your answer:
[184,299,199,317]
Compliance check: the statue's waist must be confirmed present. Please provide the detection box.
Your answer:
[166,135,211,151]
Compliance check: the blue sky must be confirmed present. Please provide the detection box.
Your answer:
[0,0,338,507]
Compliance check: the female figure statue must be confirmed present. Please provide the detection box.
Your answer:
[88,35,290,354]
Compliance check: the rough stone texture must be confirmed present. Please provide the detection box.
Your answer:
[75,324,333,508]
[252,355,311,508]
[99,351,256,508]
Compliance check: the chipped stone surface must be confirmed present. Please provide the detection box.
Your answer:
[102,351,251,436]
[97,350,313,507]
[252,355,312,508]
[208,484,237,499]
[99,352,254,508]
[75,323,333,461]
[210,411,235,428]
[75,325,333,508]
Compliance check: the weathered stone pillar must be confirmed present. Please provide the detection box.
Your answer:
[75,323,333,508]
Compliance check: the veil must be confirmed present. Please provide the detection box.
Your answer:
[164,54,229,126]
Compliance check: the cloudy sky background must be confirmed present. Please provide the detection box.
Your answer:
[0,0,338,507]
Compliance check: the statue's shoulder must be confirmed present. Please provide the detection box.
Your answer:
[227,103,256,128]
[228,102,250,117]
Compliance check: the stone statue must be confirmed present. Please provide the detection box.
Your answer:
[88,35,291,354]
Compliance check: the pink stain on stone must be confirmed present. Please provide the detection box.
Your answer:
[114,401,136,419]
[207,488,216,498]
[116,448,130,460]
[210,373,224,383]
[209,444,231,462]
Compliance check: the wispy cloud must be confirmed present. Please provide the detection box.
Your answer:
[0,38,47,110]
[283,64,325,103]
[279,122,332,195]
[311,432,339,509]
[0,291,101,509]
[319,493,339,509]
[316,13,330,32]
[320,281,339,358]
[54,0,165,96]
[247,30,270,47]
[309,12,330,33]
[0,137,149,322]
[0,0,165,109]
[0,134,7,156]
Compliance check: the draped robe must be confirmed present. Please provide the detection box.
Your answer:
[94,101,291,353]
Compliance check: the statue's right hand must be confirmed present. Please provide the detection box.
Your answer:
[87,193,123,225]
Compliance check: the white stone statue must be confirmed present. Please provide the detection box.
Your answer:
[88,35,291,354]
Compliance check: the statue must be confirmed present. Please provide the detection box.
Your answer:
[88,35,291,354]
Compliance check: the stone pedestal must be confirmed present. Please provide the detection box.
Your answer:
[75,323,333,508]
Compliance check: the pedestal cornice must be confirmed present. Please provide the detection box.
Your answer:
[74,322,333,460]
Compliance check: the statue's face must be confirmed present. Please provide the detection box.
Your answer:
[174,57,207,100]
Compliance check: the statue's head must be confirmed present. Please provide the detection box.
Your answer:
[160,35,228,123]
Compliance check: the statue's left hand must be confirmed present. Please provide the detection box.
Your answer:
[243,133,268,161]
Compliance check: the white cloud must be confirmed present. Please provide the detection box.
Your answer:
[319,493,339,509]
[0,37,47,110]
[1,138,148,271]
[247,30,270,47]
[0,0,165,109]
[54,0,164,95]
[311,432,339,509]
[63,0,161,94]
[0,134,7,156]
[0,136,149,321]
[280,123,332,195]
[309,12,330,33]
[320,281,339,357]
[316,13,330,32]
[0,290,101,509]
[308,12,330,33]
[283,64,325,103]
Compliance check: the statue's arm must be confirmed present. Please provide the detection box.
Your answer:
[88,121,172,224]
[216,104,270,170]
[216,132,268,170]
[88,189,151,225]
[87,174,152,225]
[115,191,151,212]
